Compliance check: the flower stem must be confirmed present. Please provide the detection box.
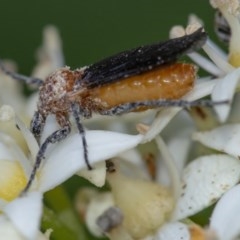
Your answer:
[155,136,181,201]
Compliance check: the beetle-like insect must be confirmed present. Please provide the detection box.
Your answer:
[0,27,224,193]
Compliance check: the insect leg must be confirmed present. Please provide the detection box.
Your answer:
[30,111,46,143]
[0,59,43,86]
[21,125,71,194]
[71,102,92,170]
[98,99,229,116]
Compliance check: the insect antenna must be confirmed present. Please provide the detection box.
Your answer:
[0,59,43,87]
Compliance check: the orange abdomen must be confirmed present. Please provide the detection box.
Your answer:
[90,63,196,110]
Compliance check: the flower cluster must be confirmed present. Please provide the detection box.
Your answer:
[1,1,240,239]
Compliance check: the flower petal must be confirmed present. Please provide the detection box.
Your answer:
[211,68,240,122]
[0,135,18,160]
[77,161,106,187]
[157,111,194,187]
[39,131,143,192]
[172,154,240,220]
[228,93,240,122]
[188,52,224,76]
[155,222,190,240]
[0,217,24,240]
[143,108,181,142]
[3,192,43,240]
[193,124,240,158]
[183,78,218,101]
[0,132,32,175]
[155,136,181,200]
[210,184,240,240]
[15,116,39,160]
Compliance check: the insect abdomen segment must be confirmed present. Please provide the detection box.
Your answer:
[88,63,196,111]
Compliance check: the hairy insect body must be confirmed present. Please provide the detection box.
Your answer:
[0,28,213,193]
[38,67,83,126]
[38,62,196,124]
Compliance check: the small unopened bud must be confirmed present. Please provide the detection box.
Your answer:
[107,161,174,239]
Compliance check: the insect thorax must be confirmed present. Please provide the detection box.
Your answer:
[38,67,84,116]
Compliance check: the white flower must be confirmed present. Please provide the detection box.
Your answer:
[172,154,240,220]
[3,1,240,238]
[0,103,143,239]
[0,24,146,240]
[210,184,240,240]
[144,1,240,239]
[0,118,43,239]
[81,133,240,238]
[151,184,240,240]
[0,215,51,240]
[38,116,143,191]
[156,129,240,223]
[1,192,43,240]
[183,2,240,124]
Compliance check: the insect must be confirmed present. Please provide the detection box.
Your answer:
[0,27,225,193]
[214,10,231,43]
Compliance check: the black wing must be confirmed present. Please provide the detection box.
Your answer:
[82,28,207,88]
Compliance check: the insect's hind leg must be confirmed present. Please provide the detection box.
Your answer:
[0,59,43,87]
[21,124,71,194]
[98,99,229,116]
[71,102,92,170]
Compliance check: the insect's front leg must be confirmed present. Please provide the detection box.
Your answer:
[21,124,71,194]
[71,102,92,170]
[30,111,46,143]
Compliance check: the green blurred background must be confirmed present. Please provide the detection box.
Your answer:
[0,1,217,75]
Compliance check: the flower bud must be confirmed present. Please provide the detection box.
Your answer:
[107,163,174,239]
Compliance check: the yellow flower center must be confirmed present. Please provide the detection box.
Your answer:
[0,160,27,201]
[229,51,240,67]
